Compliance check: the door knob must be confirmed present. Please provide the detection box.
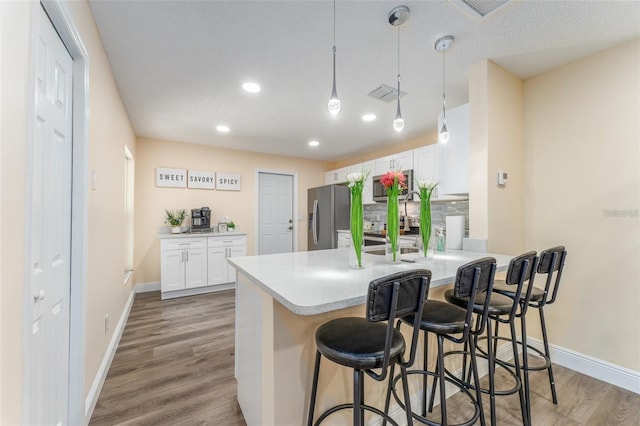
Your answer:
[33,290,45,302]
[288,226,293,230]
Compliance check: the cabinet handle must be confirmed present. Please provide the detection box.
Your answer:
[186,251,189,262]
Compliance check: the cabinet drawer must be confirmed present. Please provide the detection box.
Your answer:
[208,236,247,248]
[161,238,206,251]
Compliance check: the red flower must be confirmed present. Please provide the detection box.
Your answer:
[380,171,407,189]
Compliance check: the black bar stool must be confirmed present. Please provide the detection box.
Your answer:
[388,257,497,426]
[448,251,539,426]
[307,269,431,426]
[492,246,567,422]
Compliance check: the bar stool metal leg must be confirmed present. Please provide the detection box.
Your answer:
[538,305,558,404]
[308,351,322,426]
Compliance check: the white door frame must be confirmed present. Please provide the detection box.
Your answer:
[254,169,298,255]
[23,1,89,424]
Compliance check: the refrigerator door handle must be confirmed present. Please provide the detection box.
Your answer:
[312,199,319,245]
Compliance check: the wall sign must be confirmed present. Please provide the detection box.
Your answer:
[188,170,216,189]
[156,167,186,188]
[217,173,241,191]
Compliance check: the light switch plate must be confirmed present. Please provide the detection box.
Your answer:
[497,170,508,186]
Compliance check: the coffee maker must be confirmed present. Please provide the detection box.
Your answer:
[191,207,211,232]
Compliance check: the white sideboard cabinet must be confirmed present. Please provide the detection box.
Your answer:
[160,237,207,294]
[159,233,247,299]
[208,235,247,285]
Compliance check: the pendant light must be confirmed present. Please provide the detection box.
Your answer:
[389,6,409,133]
[327,0,340,116]
[435,35,454,143]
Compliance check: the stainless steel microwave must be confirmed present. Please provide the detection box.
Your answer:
[372,170,414,202]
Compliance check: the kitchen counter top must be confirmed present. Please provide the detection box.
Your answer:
[233,247,514,425]
[229,248,512,316]
[157,230,246,239]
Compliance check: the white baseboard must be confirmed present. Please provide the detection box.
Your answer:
[527,337,640,395]
[84,288,135,423]
[134,281,161,293]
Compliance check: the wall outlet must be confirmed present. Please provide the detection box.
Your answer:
[104,314,110,334]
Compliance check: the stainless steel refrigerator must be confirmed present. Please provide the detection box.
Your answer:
[308,184,350,250]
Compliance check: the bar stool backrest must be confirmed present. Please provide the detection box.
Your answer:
[366,269,431,380]
[453,257,497,341]
[503,251,539,317]
[537,246,567,306]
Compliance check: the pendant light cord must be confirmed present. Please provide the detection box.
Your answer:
[397,26,400,83]
[442,46,446,119]
[333,0,336,47]
[397,26,401,99]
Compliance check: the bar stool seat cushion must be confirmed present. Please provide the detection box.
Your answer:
[401,300,467,335]
[444,289,513,315]
[492,280,544,302]
[315,317,405,370]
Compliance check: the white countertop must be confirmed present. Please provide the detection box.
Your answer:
[158,230,247,239]
[229,248,513,316]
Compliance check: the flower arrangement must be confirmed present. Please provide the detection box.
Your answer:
[380,171,407,262]
[165,209,187,226]
[165,209,187,234]
[346,172,367,268]
[416,179,438,257]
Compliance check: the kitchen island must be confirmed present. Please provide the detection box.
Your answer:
[229,248,513,426]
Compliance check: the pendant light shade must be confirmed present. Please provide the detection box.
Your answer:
[327,0,340,116]
[393,74,404,132]
[435,35,454,144]
[389,6,409,133]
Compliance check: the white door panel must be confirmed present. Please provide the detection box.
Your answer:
[30,7,73,424]
[258,173,293,255]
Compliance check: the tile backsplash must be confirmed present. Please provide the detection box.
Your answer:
[364,199,469,236]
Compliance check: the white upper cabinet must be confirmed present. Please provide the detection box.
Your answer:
[360,160,376,204]
[413,144,442,200]
[324,166,349,185]
[438,103,469,195]
[374,150,414,175]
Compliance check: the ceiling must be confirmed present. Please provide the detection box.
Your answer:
[88,0,640,162]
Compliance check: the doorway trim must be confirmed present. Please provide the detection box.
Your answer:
[23,1,89,424]
[254,169,298,255]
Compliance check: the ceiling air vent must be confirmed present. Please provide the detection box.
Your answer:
[452,0,510,19]
[367,84,407,103]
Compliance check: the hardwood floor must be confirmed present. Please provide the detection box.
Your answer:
[90,290,245,426]
[91,290,640,425]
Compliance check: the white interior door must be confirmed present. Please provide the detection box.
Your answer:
[258,173,293,255]
[29,7,73,425]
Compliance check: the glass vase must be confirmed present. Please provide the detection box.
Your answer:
[419,189,433,259]
[385,191,400,263]
[349,185,364,269]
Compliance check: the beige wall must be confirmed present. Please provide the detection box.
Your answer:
[0,2,32,423]
[0,1,136,423]
[468,60,525,254]
[65,0,138,396]
[134,138,329,284]
[523,39,640,370]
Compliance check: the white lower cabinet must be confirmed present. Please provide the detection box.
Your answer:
[160,234,247,299]
[208,236,247,285]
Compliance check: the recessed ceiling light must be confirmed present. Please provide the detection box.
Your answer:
[308,140,320,147]
[216,125,230,133]
[242,82,261,93]
[362,114,377,122]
